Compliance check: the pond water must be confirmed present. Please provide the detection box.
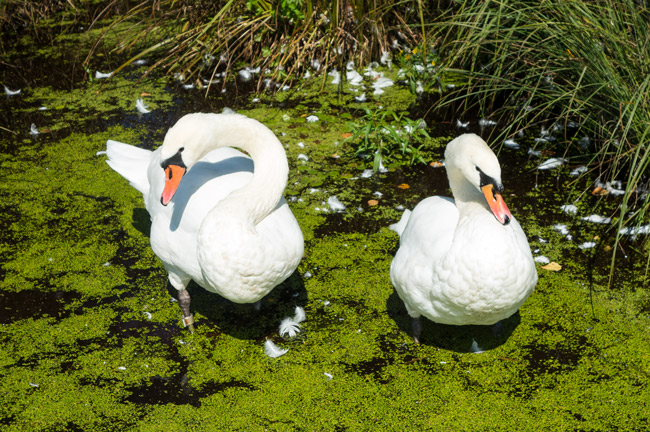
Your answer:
[1,22,649,431]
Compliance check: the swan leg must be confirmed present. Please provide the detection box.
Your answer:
[178,289,195,333]
[168,272,194,332]
[491,320,503,337]
[411,317,422,344]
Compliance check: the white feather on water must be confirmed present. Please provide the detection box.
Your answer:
[619,225,650,236]
[95,71,113,79]
[570,166,588,176]
[534,256,550,264]
[553,224,570,236]
[504,139,520,150]
[30,124,39,135]
[561,204,578,215]
[537,158,566,170]
[329,69,340,85]
[279,318,301,338]
[293,306,306,324]
[360,169,373,178]
[4,86,21,96]
[578,242,596,249]
[582,214,611,224]
[478,118,497,128]
[328,196,346,212]
[135,98,150,114]
[469,339,485,353]
[372,76,394,95]
[264,339,288,358]
[347,70,363,86]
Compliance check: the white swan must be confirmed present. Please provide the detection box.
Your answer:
[389,133,537,341]
[106,112,304,330]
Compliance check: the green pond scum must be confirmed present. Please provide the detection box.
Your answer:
[1,19,649,432]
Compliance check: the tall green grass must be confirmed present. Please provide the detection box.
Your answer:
[429,0,650,269]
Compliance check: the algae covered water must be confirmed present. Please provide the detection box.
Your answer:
[1,19,649,432]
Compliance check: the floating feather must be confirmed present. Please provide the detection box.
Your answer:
[279,318,301,338]
[360,169,373,178]
[534,256,550,264]
[293,306,306,324]
[552,224,570,236]
[329,70,340,85]
[619,225,650,236]
[372,76,394,95]
[95,71,113,79]
[328,196,346,212]
[135,98,150,114]
[560,204,578,215]
[537,158,566,170]
[30,124,39,135]
[306,115,319,123]
[264,339,288,358]
[469,339,485,353]
[570,166,588,176]
[478,118,497,128]
[4,86,21,96]
[503,138,520,150]
[582,214,611,224]
[456,119,469,129]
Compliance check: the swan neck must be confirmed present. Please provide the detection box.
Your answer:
[206,114,288,224]
[446,166,486,213]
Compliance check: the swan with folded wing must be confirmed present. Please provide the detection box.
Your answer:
[390,133,537,341]
[106,112,304,330]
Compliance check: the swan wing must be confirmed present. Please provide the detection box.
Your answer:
[106,140,152,196]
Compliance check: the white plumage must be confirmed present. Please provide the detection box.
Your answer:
[389,134,537,337]
[106,112,304,329]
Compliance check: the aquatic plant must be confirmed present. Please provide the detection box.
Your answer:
[429,0,650,260]
[345,106,430,171]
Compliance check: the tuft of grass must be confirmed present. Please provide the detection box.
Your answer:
[345,106,430,171]
[427,0,650,267]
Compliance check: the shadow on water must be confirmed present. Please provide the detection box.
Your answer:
[386,291,520,352]
[169,270,308,341]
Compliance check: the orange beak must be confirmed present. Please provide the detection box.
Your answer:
[161,164,186,206]
[481,184,512,225]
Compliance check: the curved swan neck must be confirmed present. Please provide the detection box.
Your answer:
[446,165,485,211]
[201,113,288,224]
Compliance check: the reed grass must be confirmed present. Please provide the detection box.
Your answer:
[87,0,430,92]
[429,0,650,266]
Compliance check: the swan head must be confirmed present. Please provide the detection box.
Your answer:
[158,113,223,205]
[445,134,512,225]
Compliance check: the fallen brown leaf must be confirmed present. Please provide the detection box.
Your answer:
[430,161,444,168]
[140,92,152,97]
[592,186,608,196]
[368,199,379,206]
[541,262,562,271]
[397,183,410,189]
[341,132,353,139]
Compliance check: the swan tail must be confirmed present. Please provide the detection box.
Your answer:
[389,209,412,236]
[105,140,151,196]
